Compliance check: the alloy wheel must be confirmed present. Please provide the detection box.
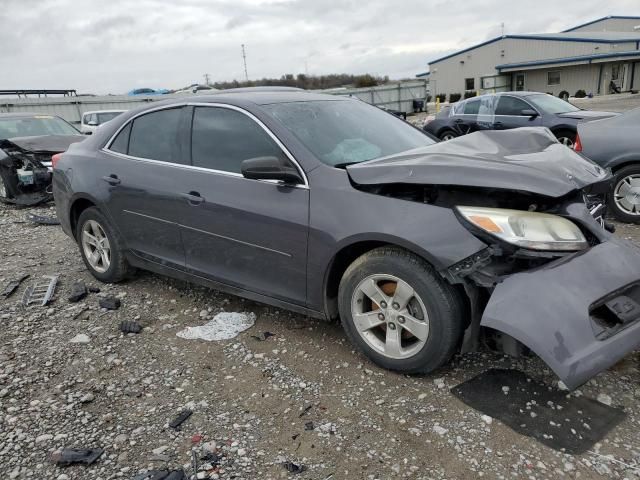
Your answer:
[81,220,111,273]
[350,274,429,360]
[614,174,640,216]
[557,136,574,148]
[441,133,456,141]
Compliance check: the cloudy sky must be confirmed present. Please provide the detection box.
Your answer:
[2,0,638,94]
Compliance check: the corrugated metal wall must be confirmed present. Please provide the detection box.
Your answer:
[568,18,640,33]
[0,82,428,124]
[521,64,602,96]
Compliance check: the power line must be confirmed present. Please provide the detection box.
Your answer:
[241,44,249,81]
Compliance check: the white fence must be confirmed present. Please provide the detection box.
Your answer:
[0,81,429,125]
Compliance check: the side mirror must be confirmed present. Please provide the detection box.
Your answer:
[87,121,98,126]
[521,109,539,118]
[241,156,303,185]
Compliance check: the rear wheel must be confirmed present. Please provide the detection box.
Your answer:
[439,130,458,141]
[338,247,466,374]
[609,164,640,224]
[76,207,132,282]
[554,129,576,148]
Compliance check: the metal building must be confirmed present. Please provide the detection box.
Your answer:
[420,15,640,99]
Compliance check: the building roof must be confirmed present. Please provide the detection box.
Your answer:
[496,50,640,72]
[562,15,640,32]
[415,72,430,78]
[428,24,640,66]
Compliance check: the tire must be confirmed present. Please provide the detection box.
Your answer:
[439,130,458,141]
[608,164,640,224]
[0,166,19,201]
[338,247,466,374]
[554,129,576,148]
[76,207,132,282]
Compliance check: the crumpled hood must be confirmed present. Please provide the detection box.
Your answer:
[346,127,609,198]
[556,110,618,120]
[1,135,84,154]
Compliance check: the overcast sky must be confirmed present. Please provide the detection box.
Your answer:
[2,0,638,94]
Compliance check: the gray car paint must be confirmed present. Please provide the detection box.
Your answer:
[347,128,608,198]
[576,107,640,170]
[53,91,640,389]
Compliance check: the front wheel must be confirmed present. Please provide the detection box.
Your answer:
[609,164,640,224]
[439,130,458,141]
[76,207,132,282]
[338,247,466,374]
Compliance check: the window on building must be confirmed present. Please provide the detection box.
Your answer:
[128,108,184,163]
[191,107,286,174]
[547,71,561,86]
[465,78,475,90]
[495,96,532,116]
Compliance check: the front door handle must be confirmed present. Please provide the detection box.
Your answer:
[102,174,121,186]
[180,191,205,205]
[454,118,464,124]
[493,121,503,128]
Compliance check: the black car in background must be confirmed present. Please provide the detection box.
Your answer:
[424,92,617,147]
[0,113,84,205]
[575,107,640,223]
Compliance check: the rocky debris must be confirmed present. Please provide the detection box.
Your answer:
[597,393,613,406]
[69,333,91,344]
[120,319,143,334]
[49,447,104,466]
[68,280,88,302]
[168,409,193,430]
[99,295,121,310]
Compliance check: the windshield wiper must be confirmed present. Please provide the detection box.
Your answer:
[333,161,363,169]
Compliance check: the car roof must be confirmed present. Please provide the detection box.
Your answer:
[154,89,348,107]
[83,110,126,115]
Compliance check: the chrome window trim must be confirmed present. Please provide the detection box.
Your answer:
[101,101,309,189]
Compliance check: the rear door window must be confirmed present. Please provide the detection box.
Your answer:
[463,99,480,115]
[109,123,131,154]
[191,106,288,174]
[127,108,184,163]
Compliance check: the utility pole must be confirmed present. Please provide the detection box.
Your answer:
[241,44,249,81]
[203,73,211,86]
[501,22,505,36]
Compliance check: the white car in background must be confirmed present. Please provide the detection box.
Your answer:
[80,110,125,135]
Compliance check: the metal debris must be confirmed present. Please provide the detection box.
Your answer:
[26,213,60,225]
[50,447,104,466]
[1,274,29,298]
[168,409,193,430]
[22,275,58,306]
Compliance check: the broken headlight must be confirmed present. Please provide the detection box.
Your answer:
[456,206,588,251]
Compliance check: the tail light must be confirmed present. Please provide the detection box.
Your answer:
[51,153,63,168]
[573,133,582,152]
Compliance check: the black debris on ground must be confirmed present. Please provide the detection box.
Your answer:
[49,447,104,466]
[132,470,186,480]
[1,274,29,298]
[451,368,626,454]
[88,286,101,293]
[299,404,313,417]
[251,331,276,341]
[99,296,121,310]
[120,320,143,334]
[168,409,193,430]
[68,281,88,303]
[282,461,306,474]
[304,421,315,431]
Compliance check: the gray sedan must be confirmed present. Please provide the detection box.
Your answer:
[52,90,640,389]
[576,107,640,223]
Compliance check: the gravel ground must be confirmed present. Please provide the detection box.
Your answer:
[1,203,640,480]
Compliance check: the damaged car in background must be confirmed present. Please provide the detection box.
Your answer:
[52,92,640,390]
[0,113,84,205]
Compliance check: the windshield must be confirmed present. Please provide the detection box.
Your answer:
[97,112,123,124]
[527,94,580,114]
[264,99,436,166]
[0,115,79,140]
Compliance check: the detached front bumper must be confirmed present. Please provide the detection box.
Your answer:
[481,236,640,390]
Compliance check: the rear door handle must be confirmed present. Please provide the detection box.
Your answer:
[454,118,464,124]
[180,191,205,205]
[102,174,121,185]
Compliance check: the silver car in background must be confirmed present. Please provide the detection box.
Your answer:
[80,110,126,135]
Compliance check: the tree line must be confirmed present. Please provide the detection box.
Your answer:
[212,73,390,90]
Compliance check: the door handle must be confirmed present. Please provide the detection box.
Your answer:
[493,121,503,128]
[180,191,205,205]
[454,119,464,124]
[102,174,121,185]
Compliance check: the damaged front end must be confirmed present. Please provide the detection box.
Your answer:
[0,136,83,206]
[348,128,640,389]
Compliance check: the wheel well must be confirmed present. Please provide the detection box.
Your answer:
[69,198,96,236]
[610,160,640,174]
[324,241,389,319]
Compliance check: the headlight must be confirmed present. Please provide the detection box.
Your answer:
[456,206,588,251]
